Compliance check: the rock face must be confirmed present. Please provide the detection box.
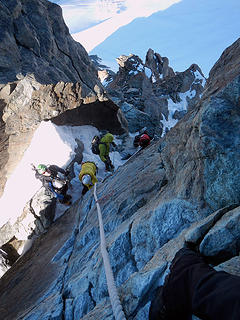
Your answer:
[0,0,127,197]
[0,188,56,247]
[1,38,240,320]
[0,0,127,272]
[0,0,99,85]
[203,37,240,99]
[104,49,206,137]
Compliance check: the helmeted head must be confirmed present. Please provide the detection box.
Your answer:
[102,133,114,143]
[82,174,92,186]
[37,164,48,174]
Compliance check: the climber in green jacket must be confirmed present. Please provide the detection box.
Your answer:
[98,133,116,172]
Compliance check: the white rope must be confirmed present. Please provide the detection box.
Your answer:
[94,184,126,320]
[112,147,115,168]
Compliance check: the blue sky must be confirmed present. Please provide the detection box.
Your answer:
[51,0,240,77]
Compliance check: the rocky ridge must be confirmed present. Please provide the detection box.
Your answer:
[0,45,206,275]
[0,36,240,319]
[0,0,240,319]
[101,48,206,137]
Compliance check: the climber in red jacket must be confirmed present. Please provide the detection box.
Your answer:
[133,132,151,149]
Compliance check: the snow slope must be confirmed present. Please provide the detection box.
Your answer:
[0,122,124,228]
[53,0,240,77]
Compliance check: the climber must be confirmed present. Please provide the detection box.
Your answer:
[149,247,240,320]
[32,163,72,205]
[98,133,116,172]
[133,132,151,149]
[79,161,98,195]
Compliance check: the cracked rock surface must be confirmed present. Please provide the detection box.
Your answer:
[1,5,240,320]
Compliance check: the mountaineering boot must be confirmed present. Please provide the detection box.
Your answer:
[59,194,72,205]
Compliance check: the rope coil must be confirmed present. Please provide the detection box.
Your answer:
[94,183,126,320]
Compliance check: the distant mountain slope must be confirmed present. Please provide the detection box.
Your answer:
[72,0,240,77]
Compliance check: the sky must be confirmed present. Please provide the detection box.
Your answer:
[50,0,240,77]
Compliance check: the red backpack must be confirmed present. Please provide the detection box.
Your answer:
[139,134,151,148]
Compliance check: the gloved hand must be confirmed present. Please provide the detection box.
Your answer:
[65,169,70,176]
[31,163,37,171]
[112,142,117,147]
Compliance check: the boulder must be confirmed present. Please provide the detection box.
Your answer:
[0,187,56,251]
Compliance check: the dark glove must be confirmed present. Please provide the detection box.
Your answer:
[65,169,70,176]
[133,136,140,148]
[112,142,117,147]
[31,163,37,171]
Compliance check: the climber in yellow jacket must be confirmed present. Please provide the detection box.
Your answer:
[79,162,98,195]
[99,133,116,172]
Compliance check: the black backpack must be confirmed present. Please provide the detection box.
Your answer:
[91,135,101,154]
[91,135,107,155]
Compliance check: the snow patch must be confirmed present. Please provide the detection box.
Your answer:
[161,91,192,136]
[194,70,206,87]
[144,67,152,78]
[0,121,125,227]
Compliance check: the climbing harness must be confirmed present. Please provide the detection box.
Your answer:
[94,184,126,320]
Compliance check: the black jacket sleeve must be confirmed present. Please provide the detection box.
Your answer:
[48,165,66,177]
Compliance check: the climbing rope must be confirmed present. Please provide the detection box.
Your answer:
[94,184,126,320]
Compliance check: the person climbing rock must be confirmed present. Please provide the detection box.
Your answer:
[149,247,240,320]
[32,163,72,205]
[79,161,98,195]
[98,133,116,172]
[133,132,151,149]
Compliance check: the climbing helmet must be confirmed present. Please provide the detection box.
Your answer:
[82,174,92,185]
[37,164,47,174]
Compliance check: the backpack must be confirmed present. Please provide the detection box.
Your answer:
[139,134,151,148]
[91,135,100,154]
[52,178,66,191]
[91,135,104,154]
